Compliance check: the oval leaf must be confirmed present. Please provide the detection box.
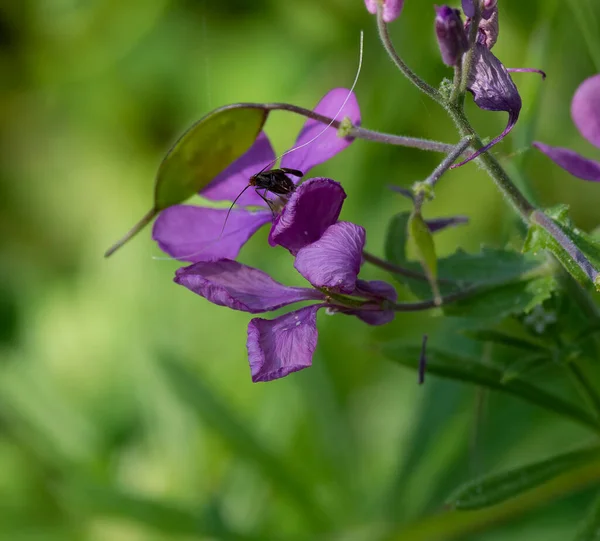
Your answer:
[408,211,440,303]
[104,105,268,257]
[155,105,268,209]
[447,446,600,510]
[382,344,599,432]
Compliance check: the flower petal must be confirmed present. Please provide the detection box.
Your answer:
[349,279,397,326]
[153,205,271,262]
[294,222,365,293]
[453,43,521,167]
[280,88,361,174]
[269,178,346,254]
[247,305,321,382]
[175,259,322,313]
[201,131,275,207]
[571,74,600,149]
[533,142,600,182]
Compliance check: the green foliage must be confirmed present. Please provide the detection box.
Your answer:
[154,106,267,210]
[407,211,440,302]
[574,492,600,541]
[382,344,600,431]
[447,446,600,510]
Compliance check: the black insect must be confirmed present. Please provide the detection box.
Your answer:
[220,168,304,237]
[249,168,303,209]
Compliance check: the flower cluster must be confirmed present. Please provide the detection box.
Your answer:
[154,89,399,382]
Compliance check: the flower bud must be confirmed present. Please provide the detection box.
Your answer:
[364,0,404,23]
[462,0,497,19]
[435,6,469,66]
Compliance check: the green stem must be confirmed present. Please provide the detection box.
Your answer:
[375,7,443,104]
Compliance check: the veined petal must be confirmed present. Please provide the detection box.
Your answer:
[294,222,365,293]
[533,142,600,182]
[571,74,600,149]
[175,259,322,313]
[280,88,361,175]
[269,178,346,254]
[153,205,271,262]
[453,44,521,167]
[201,131,275,207]
[247,305,321,382]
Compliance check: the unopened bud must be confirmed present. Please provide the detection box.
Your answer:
[435,6,469,66]
[364,0,404,23]
[462,0,497,19]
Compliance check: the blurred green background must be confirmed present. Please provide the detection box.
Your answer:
[1,0,600,539]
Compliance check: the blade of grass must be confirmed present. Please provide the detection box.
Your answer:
[159,354,330,530]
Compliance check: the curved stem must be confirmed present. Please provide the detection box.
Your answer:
[375,7,443,104]
[104,208,158,258]
[363,251,457,285]
[252,103,454,152]
[390,285,480,312]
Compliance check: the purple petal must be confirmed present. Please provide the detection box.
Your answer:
[462,0,475,17]
[247,305,321,382]
[175,259,322,313]
[419,335,428,385]
[294,222,365,293]
[269,178,346,255]
[435,6,468,67]
[201,132,275,207]
[426,215,469,233]
[280,89,361,174]
[571,74,600,149]
[153,205,271,262]
[453,44,521,167]
[533,142,600,182]
[349,279,397,326]
[507,68,546,80]
[364,0,404,22]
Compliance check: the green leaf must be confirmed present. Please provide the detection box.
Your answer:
[444,276,557,320]
[501,355,552,383]
[407,211,440,302]
[159,355,329,529]
[462,329,549,352]
[573,492,600,541]
[385,212,542,300]
[104,105,268,257]
[447,446,600,510]
[382,344,600,432]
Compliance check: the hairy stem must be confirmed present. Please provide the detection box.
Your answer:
[376,7,443,104]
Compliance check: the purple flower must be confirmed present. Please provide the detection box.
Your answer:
[174,221,397,382]
[364,0,404,23]
[452,1,544,168]
[152,88,360,261]
[435,6,469,67]
[533,74,600,182]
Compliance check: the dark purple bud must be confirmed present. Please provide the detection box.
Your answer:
[452,43,521,167]
[478,4,499,49]
[435,6,469,67]
[462,0,497,19]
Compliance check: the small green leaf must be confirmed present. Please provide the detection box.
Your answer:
[385,212,542,300]
[447,446,600,510]
[573,492,600,541]
[382,344,600,432]
[105,105,268,257]
[407,211,440,303]
[444,276,557,320]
